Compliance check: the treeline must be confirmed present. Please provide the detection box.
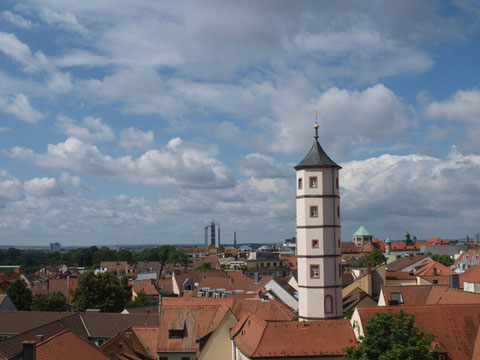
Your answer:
[0,245,189,273]
[7,271,154,312]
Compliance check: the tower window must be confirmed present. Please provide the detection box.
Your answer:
[338,238,341,248]
[336,177,339,189]
[325,295,333,314]
[339,263,342,277]
[309,176,317,188]
[337,206,340,218]
[310,206,318,217]
[310,265,320,278]
[312,239,319,248]
[298,178,303,189]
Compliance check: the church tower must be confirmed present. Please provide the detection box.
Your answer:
[295,121,342,320]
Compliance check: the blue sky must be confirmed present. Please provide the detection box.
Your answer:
[1,1,480,246]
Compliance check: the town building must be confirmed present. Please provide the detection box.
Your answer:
[295,123,342,320]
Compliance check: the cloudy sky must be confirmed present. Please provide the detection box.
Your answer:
[1,1,480,246]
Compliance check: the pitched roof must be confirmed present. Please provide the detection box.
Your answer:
[0,313,88,359]
[232,314,356,358]
[386,255,429,272]
[80,312,159,338]
[294,138,339,170]
[413,260,455,276]
[0,311,71,336]
[460,265,480,286]
[356,304,480,360]
[353,225,372,237]
[343,287,376,311]
[36,331,110,360]
[232,297,296,321]
[100,327,156,360]
[157,304,230,353]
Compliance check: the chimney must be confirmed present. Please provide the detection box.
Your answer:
[22,340,36,360]
[366,263,372,275]
[229,276,233,285]
[254,272,259,284]
[449,273,460,289]
[35,335,44,342]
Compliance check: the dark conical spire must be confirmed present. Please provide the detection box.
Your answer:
[294,121,340,170]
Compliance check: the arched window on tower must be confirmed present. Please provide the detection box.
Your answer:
[325,295,333,314]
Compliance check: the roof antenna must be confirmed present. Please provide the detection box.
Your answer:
[314,110,319,141]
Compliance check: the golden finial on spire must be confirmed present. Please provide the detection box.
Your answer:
[314,110,319,139]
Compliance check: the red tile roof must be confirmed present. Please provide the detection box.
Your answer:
[231,314,356,358]
[356,304,480,360]
[36,331,110,360]
[157,303,231,353]
[460,265,480,287]
[100,327,156,360]
[454,249,480,267]
[381,285,480,306]
[413,260,455,276]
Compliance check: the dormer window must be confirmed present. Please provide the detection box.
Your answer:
[309,176,317,188]
[169,329,186,339]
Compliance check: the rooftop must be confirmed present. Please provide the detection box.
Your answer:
[294,125,339,170]
[232,314,356,358]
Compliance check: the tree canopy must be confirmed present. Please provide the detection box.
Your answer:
[345,310,437,360]
[357,249,387,266]
[7,279,33,311]
[426,253,454,267]
[125,290,155,309]
[71,271,126,312]
[32,292,68,312]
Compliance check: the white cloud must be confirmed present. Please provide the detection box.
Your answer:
[0,32,47,72]
[58,172,91,192]
[340,149,480,239]
[426,89,480,123]
[10,136,236,189]
[0,10,33,29]
[119,127,155,151]
[55,115,115,143]
[0,93,43,123]
[0,127,11,133]
[80,68,186,116]
[239,153,291,179]
[47,72,73,93]
[23,177,64,197]
[425,89,480,153]
[39,7,87,34]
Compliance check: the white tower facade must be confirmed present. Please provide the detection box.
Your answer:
[295,124,342,320]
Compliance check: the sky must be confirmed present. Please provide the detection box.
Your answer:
[1,1,480,246]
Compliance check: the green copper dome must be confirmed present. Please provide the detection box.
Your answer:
[353,225,372,237]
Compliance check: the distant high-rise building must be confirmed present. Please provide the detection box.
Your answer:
[50,242,61,252]
[234,231,237,247]
[204,220,221,247]
[475,233,480,243]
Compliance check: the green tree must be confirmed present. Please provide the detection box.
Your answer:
[46,251,62,265]
[117,249,133,263]
[167,249,188,265]
[345,310,436,360]
[197,262,212,270]
[31,292,67,312]
[125,291,155,308]
[357,249,387,266]
[7,279,33,310]
[71,271,125,312]
[428,253,454,267]
[120,275,132,304]
[92,246,117,267]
